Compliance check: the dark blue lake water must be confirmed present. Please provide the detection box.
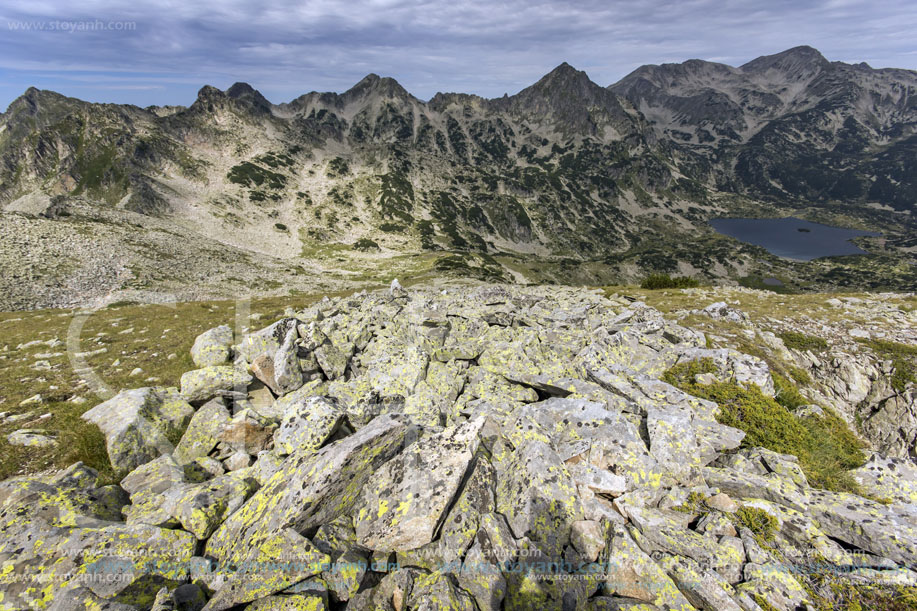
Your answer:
[709,217,880,261]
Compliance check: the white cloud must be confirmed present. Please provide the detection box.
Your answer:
[0,0,915,107]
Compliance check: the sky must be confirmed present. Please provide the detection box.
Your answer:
[1,0,916,110]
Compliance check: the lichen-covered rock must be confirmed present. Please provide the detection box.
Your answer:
[6,428,56,448]
[698,301,749,324]
[45,586,140,610]
[236,318,298,363]
[191,325,233,367]
[273,326,304,395]
[656,555,743,611]
[622,504,742,582]
[0,462,128,529]
[602,527,695,610]
[180,366,252,403]
[203,528,330,611]
[405,571,476,611]
[493,439,583,556]
[243,594,327,610]
[736,562,809,611]
[314,341,353,381]
[361,341,429,398]
[121,455,186,527]
[355,416,483,551]
[173,398,231,465]
[702,466,810,512]
[82,387,193,471]
[56,523,195,609]
[205,414,408,565]
[160,471,258,539]
[398,456,497,570]
[321,548,367,603]
[274,396,344,456]
[808,488,917,565]
[850,453,917,506]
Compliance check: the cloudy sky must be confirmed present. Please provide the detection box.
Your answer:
[1,0,915,109]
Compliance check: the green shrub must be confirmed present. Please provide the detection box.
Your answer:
[274,223,288,231]
[662,357,718,387]
[733,506,778,544]
[326,156,350,177]
[353,238,380,251]
[664,360,866,493]
[779,331,829,353]
[640,274,700,290]
[857,338,917,393]
[672,491,708,514]
[227,161,287,189]
[772,373,808,410]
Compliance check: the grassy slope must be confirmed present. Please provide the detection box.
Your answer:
[0,293,343,482]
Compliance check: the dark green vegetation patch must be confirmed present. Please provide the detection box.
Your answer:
[640,274,701,290]
[664,359,867,493]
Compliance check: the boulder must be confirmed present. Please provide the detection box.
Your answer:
[7,428,56,448]
[808,488,917,565]
[274,396,344,457]
[602,527,694,610]
[180,366,252,403]
[272,325,304,395]
[82,387,193,471]
[236,318,298,363]
[202,528,330,611]
[191,325,233,367]
[492,439,583,556]
[173,398,232,465]
[160,471,258,539]
[354,417,484,551]
[205,414,408,565]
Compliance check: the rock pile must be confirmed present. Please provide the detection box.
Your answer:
[1,284,915,610]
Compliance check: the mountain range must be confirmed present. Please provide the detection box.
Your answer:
[1,46,915,309]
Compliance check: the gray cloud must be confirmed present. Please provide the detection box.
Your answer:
[1,0,915,108]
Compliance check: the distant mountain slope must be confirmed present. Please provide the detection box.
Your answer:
[0,47,915,308]
[610,46,917,209]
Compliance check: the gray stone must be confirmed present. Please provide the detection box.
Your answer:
[173,397,231,465]
[180,366,252,403]
[355,417,484,551]
[274,396,344,457]
[7,428,56,447]
[81,387,193,471]
[273,325,304,395]
[191,325,234,367]
[205,414,409,566]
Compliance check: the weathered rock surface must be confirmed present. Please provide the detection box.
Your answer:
[3,283,916,610]
[191,325,234,368]
[81,387,193,471]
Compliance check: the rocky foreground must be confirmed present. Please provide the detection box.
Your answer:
[1,284,915,610]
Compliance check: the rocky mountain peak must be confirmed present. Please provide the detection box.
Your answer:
[528,62,597,95]
[224,82,273,112]
[190,82,273,115]
[741,45,830,76]
[4,87,68,116]
[342,73,413,103]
